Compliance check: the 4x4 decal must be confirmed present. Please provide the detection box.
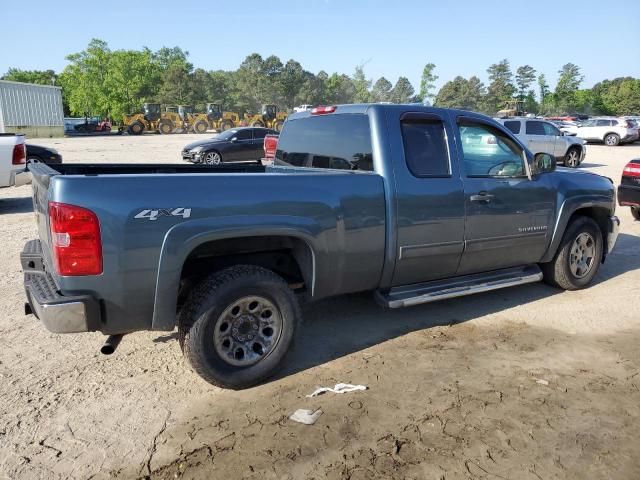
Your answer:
[134,208,191,221]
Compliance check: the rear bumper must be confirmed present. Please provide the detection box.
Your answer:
[618,184,640,206]
[14,170,31,187]
[607,216,620,255]
[21,240,101,333]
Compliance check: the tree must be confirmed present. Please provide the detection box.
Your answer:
[1,68,59,86]
[60,39,112,117]
[515,65,536,100]
[156,63,192,105]
[418,63,438,104]
[555,63,583,113]
[325,73,356,104]
[537,74,552,114]
[485,59,515,114]
[434,76,485,112]
[352,65,372,103]
[105,48,158,119]
[371,77,393,102]
[391,77,415,103]
[279,60,306,109]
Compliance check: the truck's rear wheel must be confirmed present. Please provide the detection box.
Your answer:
[631,206,640,221]
[541,216,603,290]
[178,265,300,389]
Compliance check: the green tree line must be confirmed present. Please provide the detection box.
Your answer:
[2,39,639,121]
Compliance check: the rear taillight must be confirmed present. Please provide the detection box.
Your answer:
[623,162,640,177]
[263,134,278,160]
[311,105,336,115]
[12,143,26,165]
[49,202,102,276]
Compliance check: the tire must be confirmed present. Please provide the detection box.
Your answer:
[178,265,301,389]
[193,120,208,134]
[203,151,222,165]
[274,120,284,132]
[564,147,581,168]
[129,121,144,135]
[604,133,620,146]
[541,216,603,290]
[159,121,174,135]
[251,121,265,128]
[632,207,640,221]
[221,121,233,131]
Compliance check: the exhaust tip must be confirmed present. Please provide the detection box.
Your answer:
[100,344,116,355]
[100,334,123,355]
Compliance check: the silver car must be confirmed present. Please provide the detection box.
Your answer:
[496,118,586,168]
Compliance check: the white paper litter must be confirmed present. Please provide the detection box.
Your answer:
[289,408,323,425]
[535,379,549,386]
[306,383,368,398]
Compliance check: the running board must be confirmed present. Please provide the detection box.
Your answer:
[376,265,543,309]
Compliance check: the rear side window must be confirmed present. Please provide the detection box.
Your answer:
[596,119,612,127]
[525,121,546,135]
[276,114,373,171]
[504,121,521,134]
[401,119,450,177]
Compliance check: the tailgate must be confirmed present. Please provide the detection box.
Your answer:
[28,162,61,261]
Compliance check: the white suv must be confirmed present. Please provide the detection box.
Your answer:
[496,118,587,168]
[565,117,639,146]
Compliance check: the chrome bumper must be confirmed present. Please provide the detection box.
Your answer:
[607,216,620,255]
[22,240,100,333]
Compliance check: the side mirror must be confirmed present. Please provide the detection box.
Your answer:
[533,152,556,174]
[230,137,238,143]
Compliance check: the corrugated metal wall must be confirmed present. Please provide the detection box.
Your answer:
[0,80,64,129]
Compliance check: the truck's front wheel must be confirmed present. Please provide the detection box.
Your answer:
[178,265,300,389]
[541,216,603,290]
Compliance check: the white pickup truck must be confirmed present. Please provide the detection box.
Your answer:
[0,133,30,188]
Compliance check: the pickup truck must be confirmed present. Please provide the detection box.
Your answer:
[21,104,620,389]
[0,133,30,188]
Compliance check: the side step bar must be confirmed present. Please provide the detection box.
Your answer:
[376,265,543,309]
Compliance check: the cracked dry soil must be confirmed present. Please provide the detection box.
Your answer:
[0,138,639,479]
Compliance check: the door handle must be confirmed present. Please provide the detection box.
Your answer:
[470,192,494,203]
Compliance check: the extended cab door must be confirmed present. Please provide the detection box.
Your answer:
[390,111,466,286]
[454,116,555,275]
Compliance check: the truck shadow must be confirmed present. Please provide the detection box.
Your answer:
[278,232,640,380]
[0,196,33,215]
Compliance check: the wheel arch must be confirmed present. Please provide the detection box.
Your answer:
[151,220,317,331]
[541,200,612,264]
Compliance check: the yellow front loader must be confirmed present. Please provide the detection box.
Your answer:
[243,104,287,132]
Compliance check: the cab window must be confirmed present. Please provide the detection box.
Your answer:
[457,120,526,178]
[401,119,450,177]
[543,122,561,136]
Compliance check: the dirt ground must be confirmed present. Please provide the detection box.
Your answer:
[1,134,639,480]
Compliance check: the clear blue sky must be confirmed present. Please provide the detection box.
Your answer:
[3,0,639,92]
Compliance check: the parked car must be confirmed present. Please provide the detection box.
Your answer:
[294,105,313,113]
[618,158,640,220]
[0,133,30,188]
[547,119,578,136]
[26,144,62,164]
[73,117,112,134]
[496,117,586,167]
[564,117,639,146]
[182,127,278,165]
[22,104,620,389]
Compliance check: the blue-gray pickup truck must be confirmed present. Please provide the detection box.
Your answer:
[22,104,620,389]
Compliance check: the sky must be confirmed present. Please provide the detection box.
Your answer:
[2,0,639,92]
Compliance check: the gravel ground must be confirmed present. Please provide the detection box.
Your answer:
[1,134,639,480]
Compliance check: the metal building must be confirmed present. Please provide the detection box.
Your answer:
[0,80,64,137]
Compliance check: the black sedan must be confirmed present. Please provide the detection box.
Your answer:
[26,144,63,164]
[182,127,278,165]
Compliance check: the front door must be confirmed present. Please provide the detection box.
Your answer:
[390,111,466,286]
[523,119,555,156]
[226,129,254,162]
[454,116,555,275]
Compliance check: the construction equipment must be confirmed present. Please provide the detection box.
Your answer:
[496,100,526,118]
[186,103,241,134]
[121,103,183,135]
[243,104,287,132]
